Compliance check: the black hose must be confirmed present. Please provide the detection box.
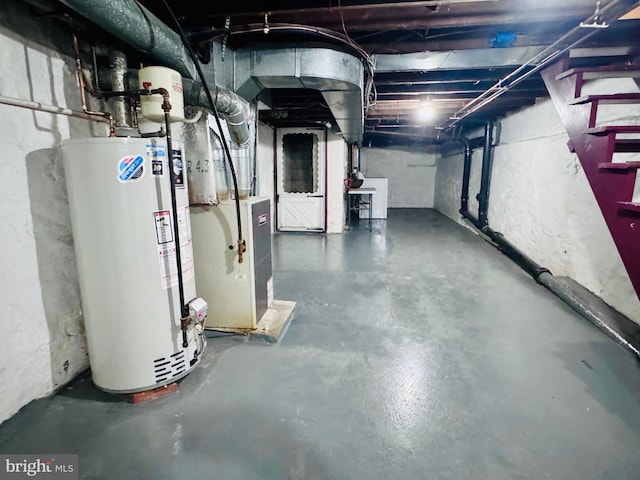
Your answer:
[160,0,246,261]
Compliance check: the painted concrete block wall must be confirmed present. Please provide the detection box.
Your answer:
[0,15,100,423]
[434,78,640,325]
[256,121,276,232]
[326,131,348,233]
[360,147,437,208]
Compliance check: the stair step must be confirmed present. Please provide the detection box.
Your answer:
[570,46,637,59]
[584,125,640,136]
[616,139,640,153]
[556,65,640,81]
[618,202,640,214]
[569,93,640,105]
[599,161,640,171]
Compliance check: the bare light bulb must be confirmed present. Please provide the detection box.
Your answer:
[263,13,270,34]
[415,102,435,123]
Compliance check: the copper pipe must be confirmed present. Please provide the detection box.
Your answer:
[72,34,115,136]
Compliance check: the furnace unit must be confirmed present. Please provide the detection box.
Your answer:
[191,197,273,330]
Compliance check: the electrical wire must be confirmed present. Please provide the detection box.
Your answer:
[439,0,639,129]
[336,0,351,42]
[160,0,246,261]
[196,331,208,356]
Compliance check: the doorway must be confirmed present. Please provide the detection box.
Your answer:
[275,127,326,232]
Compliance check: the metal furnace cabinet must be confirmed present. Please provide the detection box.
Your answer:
[191,197,273,330]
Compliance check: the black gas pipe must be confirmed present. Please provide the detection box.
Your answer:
[143,88,191,348]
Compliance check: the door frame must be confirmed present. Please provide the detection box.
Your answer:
[273,126,328,233]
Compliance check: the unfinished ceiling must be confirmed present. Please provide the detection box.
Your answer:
[122,1,640,145]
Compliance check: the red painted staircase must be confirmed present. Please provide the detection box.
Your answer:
[541,58,640,301]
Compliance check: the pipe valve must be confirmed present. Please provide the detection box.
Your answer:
[238,239,247,264]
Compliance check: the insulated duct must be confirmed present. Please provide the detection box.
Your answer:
[58,0,195,78]
[59,0,249,144]
[108,50,130,129]
[234,47,364,145]
[182,80,250,145]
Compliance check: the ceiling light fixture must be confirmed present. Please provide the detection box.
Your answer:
[415,98,435,123]
[263,13,270,34]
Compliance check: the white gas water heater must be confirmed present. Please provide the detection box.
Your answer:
[62,66,207,393]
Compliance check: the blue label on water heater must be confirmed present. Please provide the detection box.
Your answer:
[118,155,145,182]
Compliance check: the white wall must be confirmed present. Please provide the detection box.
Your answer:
[360,146,437,208]
[326,131,348,233]
[256,121,275,231]
[434,78,640,325]
[0,15,104,423]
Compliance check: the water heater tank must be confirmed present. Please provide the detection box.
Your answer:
[62,137,201,393]
[138,66,185,123]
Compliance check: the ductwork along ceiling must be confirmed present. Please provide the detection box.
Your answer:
[35,0,640,146]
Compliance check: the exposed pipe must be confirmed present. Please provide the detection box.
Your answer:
[477,121,493,228]
[441,133,473,219]
[0,94,110,124]
[96,69,251,147]
[453,123,639,358]
[480,226,551,279]
[108,50,130,129]
[159,0,246,263]
[182,80,250,146]
[221,0,499,16]
[441,0,640,129]
[537,273,640,357]
[150,87,191,348]
[61,0,251,147]
[59,0,195,78]
[450,136,472,215]
[72,34,115,135]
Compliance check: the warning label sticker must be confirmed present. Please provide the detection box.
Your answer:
[172,149,185,188]
[157,243,195,290]
[154,208,195,289]
[118,155,145,183]
[154,210,173,244]
[177,206,192,244]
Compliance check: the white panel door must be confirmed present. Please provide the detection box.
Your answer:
[276,128,326,232]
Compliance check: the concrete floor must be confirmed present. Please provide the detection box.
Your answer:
[1,209,640,479]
